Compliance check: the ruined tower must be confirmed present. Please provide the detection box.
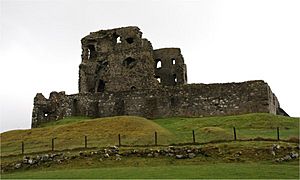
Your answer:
[31,26,286,128]
[79,27,161,93]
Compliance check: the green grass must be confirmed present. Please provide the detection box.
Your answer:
[2,163,299,179]
[153,113,300,143]
[1,113,299,156]
[37,116,92,127]
[0,116,173,156]
[1,113,299,179]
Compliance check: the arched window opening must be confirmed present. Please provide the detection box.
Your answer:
[126,37,134,44]
[172,58,176,65]
[123,57,137,69]
[156,59,162,68]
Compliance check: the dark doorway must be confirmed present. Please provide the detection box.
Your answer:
[72,99,79,115]
[96,80,105,92]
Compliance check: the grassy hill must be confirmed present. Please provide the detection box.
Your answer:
[1,113,299,179]
[0,116,173,156]
[1,113,299,156]
[153,113,300,144]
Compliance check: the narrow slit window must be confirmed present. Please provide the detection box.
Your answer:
[87,49,90,59]
[87,45,96,59]
[173,74,177,84]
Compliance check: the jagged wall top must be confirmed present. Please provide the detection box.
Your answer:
[79,26,187,93]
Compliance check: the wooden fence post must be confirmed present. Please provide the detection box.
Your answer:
[118,134,121,146]
[21,141,24,155]
[192,130,196,143]
[85,136,87,148]
[155,131,157,146]
[277,127,280,141]
[233,127,237,141]
[51,138,56,151]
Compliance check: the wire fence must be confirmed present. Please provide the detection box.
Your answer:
[1,127,299,156]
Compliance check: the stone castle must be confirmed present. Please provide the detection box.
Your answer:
[31,26,288,128]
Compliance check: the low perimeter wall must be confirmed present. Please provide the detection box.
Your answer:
[32,80,282,128]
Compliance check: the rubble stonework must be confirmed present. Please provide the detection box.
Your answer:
[31,26,287,128]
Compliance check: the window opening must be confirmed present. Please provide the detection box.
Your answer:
[126,37,134,44]
[173,74,177,84]
[117,36,121,43]
[123,57,137,69]
[156,59,162,68]
[87,45,96,59]
[172,58,176,65]
[156,76,161,83]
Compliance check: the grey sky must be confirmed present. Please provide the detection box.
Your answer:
[1,0,299,132]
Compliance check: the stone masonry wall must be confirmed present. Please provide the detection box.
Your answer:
[154,48,187,86]
[32,80,280,128]
[79,26,159,93]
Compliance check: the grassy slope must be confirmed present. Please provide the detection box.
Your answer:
[37,116,92,127]
[2,163,299,179]
[1,113,299,156]
[1,113,299,179]
[154,113,300,143]
[0,116,173,156]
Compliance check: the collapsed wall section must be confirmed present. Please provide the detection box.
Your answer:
[32,80,281,127]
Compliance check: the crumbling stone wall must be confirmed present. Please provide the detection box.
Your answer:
[154,48,187,86]
[79,26,158,93]
[32,26,286,128]
[32,80,282,128]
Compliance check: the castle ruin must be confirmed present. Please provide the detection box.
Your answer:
[32,26,287,128]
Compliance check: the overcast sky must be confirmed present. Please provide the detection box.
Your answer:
[0,0,299,132]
